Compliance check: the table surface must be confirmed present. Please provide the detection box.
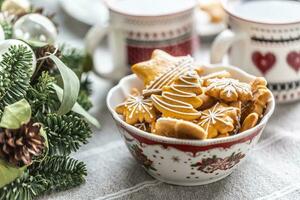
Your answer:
[34,1,300,200]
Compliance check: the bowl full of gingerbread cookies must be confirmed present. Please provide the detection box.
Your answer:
[106,50,275,186]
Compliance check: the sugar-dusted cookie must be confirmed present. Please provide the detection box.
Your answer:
[116,89,157,125]
[204,78,253,102]
[132,50,187,86]
[151,72,203,121]
[196,103,239,138]
[154,118,207,139]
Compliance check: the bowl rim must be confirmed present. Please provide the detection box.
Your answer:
[106,64,275,145]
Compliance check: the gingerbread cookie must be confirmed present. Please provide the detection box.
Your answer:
[196,103,239,138]
[134,122,156,133]
[240,77,271,131]
[116,89,157,125]
[201,70,231,85]
[204,78,253,102]
[154,118,207,139]
[143,55,195,96]
[199,0,225,23]
[132,50,188,86]
[151,72,203,121]
[240,113,259,132]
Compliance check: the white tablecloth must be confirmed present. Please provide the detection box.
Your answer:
[36,1,300,200]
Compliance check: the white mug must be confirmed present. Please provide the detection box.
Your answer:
[211,0,300,103]
[85,0,197,81]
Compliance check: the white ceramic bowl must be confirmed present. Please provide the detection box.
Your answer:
[106,64,275,186]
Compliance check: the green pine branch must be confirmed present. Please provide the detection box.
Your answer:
[77,90,93,111]
[0,156,87,200]
[26,72,59,116]
[77,76,93,110]
[0,172,46,200]
[0,45,34,112]
[60,45,85,76]
[30,155,87,193]
[80,75,92,95]
[0,20,13,39]
[36,113,92,155]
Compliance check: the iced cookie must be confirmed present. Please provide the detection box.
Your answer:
[134,122,156,133]
[201,70,231,85]
[154,118,207,139]
[196,103,239,138]
[143,55,195,96]
[151,72,203,121]
[116,89,157,125]
[204,78,253,102]
[132,50,188,86]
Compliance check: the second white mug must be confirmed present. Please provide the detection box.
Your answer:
[211,0,300,103]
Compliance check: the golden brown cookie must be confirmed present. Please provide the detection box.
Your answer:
[240,113,259,132]
[201,70,231,85]
[142,56,195,96]
[199,0,225,23]
[131,49,188,86]
[196,103,239,138]
[198,93,217,110]
[240,77,271,130]
[134,122,156,133]
[154,118,207,139]
[204,78,253,102]
[116,89,157,125]
[151,72,203,121]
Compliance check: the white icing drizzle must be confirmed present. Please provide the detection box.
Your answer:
[206,78,251,98]
[143,56,194,95]
[125,95,153,119]
[134,123,148,131]
[198,103,235,132]
[151,72,202,118]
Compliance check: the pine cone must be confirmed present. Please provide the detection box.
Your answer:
[0,122,46,167]
[35,44,61,73]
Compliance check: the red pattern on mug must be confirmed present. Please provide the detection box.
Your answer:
[127,38,195,65]
[287,51,300,72]
[252,51,276,75]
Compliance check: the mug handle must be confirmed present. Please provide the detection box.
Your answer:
[210,29,246,64]
[85,23,125,80]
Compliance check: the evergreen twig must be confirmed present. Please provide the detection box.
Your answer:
[0,45,34,112]
[36,114,92,155]
[0,156,87,200]
[30,155,87,192]
[26,72,59,116]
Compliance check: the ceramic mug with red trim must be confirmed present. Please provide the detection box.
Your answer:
[210,0,300,103]
[107,64,275,186]
[85,0,198,81]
